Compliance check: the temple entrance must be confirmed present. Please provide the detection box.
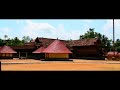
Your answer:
[19,52,28,59]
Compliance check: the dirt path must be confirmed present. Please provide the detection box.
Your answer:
[1,59,120,71]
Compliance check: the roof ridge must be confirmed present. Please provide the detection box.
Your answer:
[38,37,66,41]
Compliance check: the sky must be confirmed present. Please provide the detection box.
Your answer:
[0,19,120,40]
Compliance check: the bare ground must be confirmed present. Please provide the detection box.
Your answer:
[1,59,120,71]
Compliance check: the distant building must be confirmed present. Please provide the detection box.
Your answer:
[106,52,120,59]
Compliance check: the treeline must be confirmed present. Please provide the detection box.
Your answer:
[79,28,120,53]
[0,35,32,46]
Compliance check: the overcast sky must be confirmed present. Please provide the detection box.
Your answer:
[0,19,120,40]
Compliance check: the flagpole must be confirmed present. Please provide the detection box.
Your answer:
[113,19,115,57]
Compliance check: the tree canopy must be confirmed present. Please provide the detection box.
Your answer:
[0,36,32,46]
[114,39,120,53]
[79,28,112,52]
[22,36,31,43]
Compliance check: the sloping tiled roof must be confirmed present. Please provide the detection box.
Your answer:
[36,37,61,47]
[68,38,100,47]
[25,42,35,45]
[9,38,100,50]
[10,45,36,50]
[0,45,17,53]
[36,37,100,47]
[32,46,45,53]
[0,47,2,51]
[107,52,120,55]
[42,40,72,53]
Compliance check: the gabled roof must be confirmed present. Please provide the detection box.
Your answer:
[0,47,2,51]
[0,45,17,53]
[32,46,45,53]
[107,52,120,55]
[68,38,100,47]
[25,42,35,45]
[42,40,72,53]
[8,38,101,51]
[35,37,67,48]
[35,37,100,47]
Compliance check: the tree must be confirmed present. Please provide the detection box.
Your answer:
[6,37,24,46]
[114,39,120,47]
[30,38,33,42]
[114,39,120,53]
[22,36,31,43]
[79,28,112,52]
[116,46,120,53]
[0,38,4,46]
[4,35,8,40]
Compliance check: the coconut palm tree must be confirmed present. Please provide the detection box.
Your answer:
[4,35,8,40]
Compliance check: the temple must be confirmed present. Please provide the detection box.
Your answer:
[0,37,103,60]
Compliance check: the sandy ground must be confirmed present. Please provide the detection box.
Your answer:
[1,59,120,71]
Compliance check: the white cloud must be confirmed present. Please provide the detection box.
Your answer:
[25,20,56,31]
[20,20,95,40]
[103,20,113,31]
[21,20,57,39]
[0,28,12,38]
[102,19,120,40]
[1,19,119,41]
[114,19,120,40]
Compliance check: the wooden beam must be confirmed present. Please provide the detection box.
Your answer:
[19,52,20,58]
[26,52,27,59]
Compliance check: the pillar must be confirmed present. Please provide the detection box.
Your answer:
[26,52,27,59]
[19,52,20,58]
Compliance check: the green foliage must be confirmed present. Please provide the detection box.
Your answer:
[22,36,31,43]
[4,35,8,40]
[6,37,24,46]
[116,46,120,53]
[79,28,112,52]
[0,38,4,46]
[114,39,120,47]
[0,35,33,46]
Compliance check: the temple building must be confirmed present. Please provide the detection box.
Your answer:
[0,45,17,59]
[42,39,72,60]
[32,45,45,59]
[1,37,103,60]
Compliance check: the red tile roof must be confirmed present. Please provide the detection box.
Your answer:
[32,46,45,53]
[25,42,35,45]
[42,40,72,53]
[36,37,67,47]
[68,38,100,47]
[107,52,120,55]
[0,46,17,53]
[10,45,35,50]
[36,37,100,47]
[9,38,100,50]
[0,47,2,51]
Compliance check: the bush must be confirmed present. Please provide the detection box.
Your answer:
[116,46,120,53]
[112,57,116,60]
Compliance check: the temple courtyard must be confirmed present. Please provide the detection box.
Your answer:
[1,59,120,71]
